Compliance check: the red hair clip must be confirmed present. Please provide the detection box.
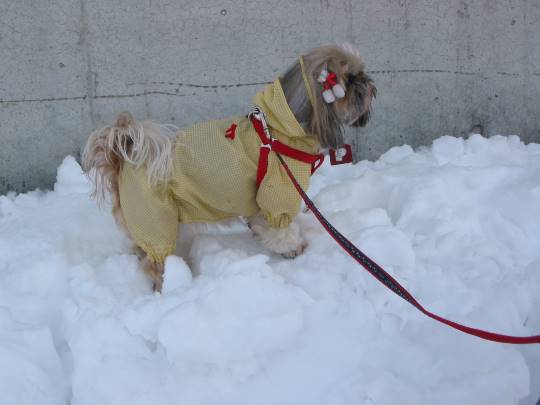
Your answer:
[317,69,346,103]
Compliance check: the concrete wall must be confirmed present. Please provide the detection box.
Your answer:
[1,0,539,193]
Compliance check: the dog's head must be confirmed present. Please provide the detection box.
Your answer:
[281,44,376,149]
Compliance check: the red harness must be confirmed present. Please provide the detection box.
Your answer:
[249,116,324,188]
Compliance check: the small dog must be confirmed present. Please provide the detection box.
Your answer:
[82,44,376,291]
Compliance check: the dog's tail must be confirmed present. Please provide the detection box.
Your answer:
[82,111,175,202]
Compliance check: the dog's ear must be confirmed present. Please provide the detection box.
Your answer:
[281,52,344,148]
[304,56,347,148]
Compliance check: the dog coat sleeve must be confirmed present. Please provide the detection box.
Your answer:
[118,163,178,263]
[255,151,311,228]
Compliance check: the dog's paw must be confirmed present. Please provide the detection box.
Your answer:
[249,216,306,258]
[281,242,307,259]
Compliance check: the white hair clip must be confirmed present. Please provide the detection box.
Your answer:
[317,69,346,103]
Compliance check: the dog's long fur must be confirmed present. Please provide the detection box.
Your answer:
[82,112,176,235]
[82,113,175,201]
[82,44,376,291]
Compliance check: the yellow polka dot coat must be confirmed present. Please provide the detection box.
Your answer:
[118,80,319,263]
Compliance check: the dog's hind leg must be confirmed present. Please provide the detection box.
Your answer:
[108,170,168,292]
[141,255,165,292]
[118,163,179,292]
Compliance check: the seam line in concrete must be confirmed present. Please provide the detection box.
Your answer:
[0,91,187,104]
[2,70,538,105]
[126,81,273,89]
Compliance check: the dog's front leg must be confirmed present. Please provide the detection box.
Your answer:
[248,215,306,259]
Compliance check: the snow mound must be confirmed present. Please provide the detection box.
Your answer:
[162,255,192,293]
[1,137,539,405]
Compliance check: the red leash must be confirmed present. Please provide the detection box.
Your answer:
[276,153,540,344]
[248,110,540,344]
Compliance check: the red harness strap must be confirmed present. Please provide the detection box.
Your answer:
[250,116,324,188]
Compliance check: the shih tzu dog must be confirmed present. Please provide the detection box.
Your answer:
[82,44,376,291]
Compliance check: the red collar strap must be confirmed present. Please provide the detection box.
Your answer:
[250,116,324,188]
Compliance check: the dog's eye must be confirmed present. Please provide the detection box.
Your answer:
[346,74,356,86]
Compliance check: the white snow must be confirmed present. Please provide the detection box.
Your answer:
[162,255,192,293]
[0,134,539,405]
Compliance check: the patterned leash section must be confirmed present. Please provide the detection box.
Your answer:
[275,153,540,344]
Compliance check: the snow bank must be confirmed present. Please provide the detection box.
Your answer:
[0,136,539,404]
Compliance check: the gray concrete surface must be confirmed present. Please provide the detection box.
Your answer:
[1,0,539,193]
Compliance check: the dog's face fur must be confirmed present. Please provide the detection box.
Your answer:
[281,44,377,149]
